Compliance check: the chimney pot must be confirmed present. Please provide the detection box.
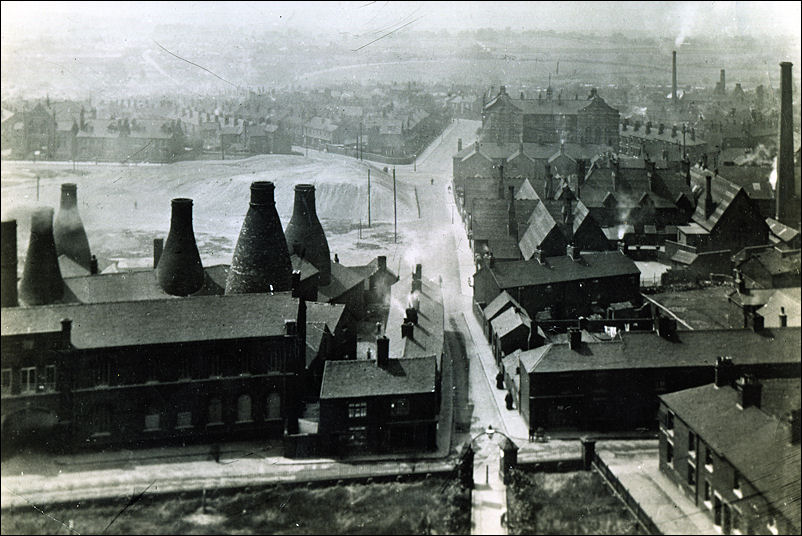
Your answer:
[414,264,422,281]
[411,278,422,293]
[715,356,735,387]
[401,321,414,339]
[567,244,580,261]
[376,335,390,367]
[405,306,419,325]
[534,248,544,264]
[1,219,19,307]
[779,306,788,327]
[617,241,628,255]
[737,375,761,409]
[568,327,581,350]
[378,255,387,271]
[89,254,98,275]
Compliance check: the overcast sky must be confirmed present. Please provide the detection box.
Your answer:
[2,1,801,42]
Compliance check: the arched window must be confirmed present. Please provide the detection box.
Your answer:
[237,394,253,423]
[266,392,281,420]
[208,397,223,425]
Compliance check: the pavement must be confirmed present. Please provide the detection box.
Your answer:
[471,444,507,535]
[596,441,719,535]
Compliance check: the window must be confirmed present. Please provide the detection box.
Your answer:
[687,463,696,486]
[23,339,34,350]
[92,406,111,436]
[346,425,367,446]
[237,394,253,423]
[666,442,673,464]
[20,366,37,393]
[43,365,57,391]
[93,359,111,386]
[145,358,158,383]
[348,401,367,419]
[705,447,714,472]
[390,398,410,417]
[688,431,696,457]
[176,411,193,429]
[733,472,742,498]
[208,397,223,425]
[704,481,712,508]
[209,355,222,378]
[238,353,251,376]
[144,410,160,431]
[177,356,191,380]
[664,411,674,432]
[265,392,281,420]
[1,368,12,393]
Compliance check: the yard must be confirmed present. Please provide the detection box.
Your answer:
[1,477,470,535]
[506,469,645,535]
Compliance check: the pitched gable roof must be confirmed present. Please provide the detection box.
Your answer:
[319,356,437,399]
[518,200,562,260]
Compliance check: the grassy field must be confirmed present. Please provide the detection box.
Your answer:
[506,469,645,535]
[1,477,470,535]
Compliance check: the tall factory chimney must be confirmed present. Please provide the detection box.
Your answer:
[226,181,293,294]
[54,183,92,270]
[720,69,726,93]
[284,184,331,286]
[19,208,64,306]
[777,62,794,224]
[672,50,678,103]
[1,220,18,307]
[156,198,205,296]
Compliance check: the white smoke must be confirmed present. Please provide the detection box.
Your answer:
[674,3,700,48]
[769,156,778,190]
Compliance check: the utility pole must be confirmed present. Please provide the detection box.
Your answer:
[359,122,363,160]
[393,167,397,244]
[367,168,371,228]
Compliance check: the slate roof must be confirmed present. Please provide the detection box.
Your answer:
[318,262,365,301]
[77,119,175,140]
[660,383,801,530]
[349,257,399,282]
[487,237,523,261]
[305,322,328,368]
[471,199,512,242]
[738,246,801,278]
[521,327,800,374]
[619,124,706,146]
[483,290,524,322]
[387,275,444,362]
[714,166,775,201]
[580,164,690,210]
[758,288,801,327]
[518,200,562,260]
[291,254,320,282]
[457,142,612,164]
[689,169,750,232]
[767,218,801,244]
[484,250,640,289]
[490,306,531,338]
[319,356,437,399]
[1,293,303,348]
[515,179,538,200]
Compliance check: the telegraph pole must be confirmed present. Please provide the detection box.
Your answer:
[393,167,397,244]
[367,168,371,227]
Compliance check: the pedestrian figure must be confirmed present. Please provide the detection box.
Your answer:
[505,392,514,410]
[212,443,221,463]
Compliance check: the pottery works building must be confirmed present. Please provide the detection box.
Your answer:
[1,293,309,451]
[507,325,800,433]
[658,375,800,535]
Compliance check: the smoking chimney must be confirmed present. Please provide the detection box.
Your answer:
[156,198,205,297]
[1,220,18,307]
[777,62,794,224]
[284,184,331,286]
[54,183,92,270]
[376,335,390,367]
[672,50,678,103]
[19,208,64,305]
[226,181,293,294]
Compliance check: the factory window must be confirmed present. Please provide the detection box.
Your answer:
[92,406,111,436]
[44,365,57,391]
[236,394,253,423]
[687,463,696,486]
[207,397,223,426]
[1,368,12,393]
[348,401,367,419]
[705,447,714,472]
[177,356,191,380]
[175,411,193,430]
[20,366,37,393]
[666,442,673,464]
[390,398,409,417]
[209,355,222,378]
[265,392,281,420]
[703,481,712,508]
[144,404,161,431]
[688,431,696,458]
[93,359,111,386]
